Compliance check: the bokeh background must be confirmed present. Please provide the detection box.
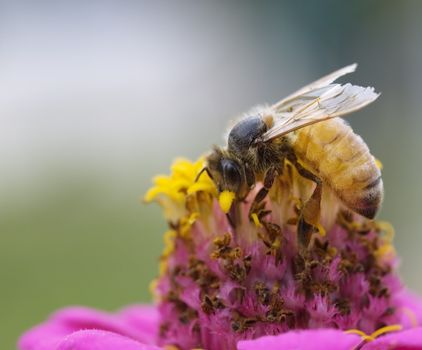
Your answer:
[1,1,422,348]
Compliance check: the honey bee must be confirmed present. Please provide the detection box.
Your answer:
[200,64,382,246]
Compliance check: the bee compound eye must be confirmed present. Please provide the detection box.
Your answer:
[221,159,241,186]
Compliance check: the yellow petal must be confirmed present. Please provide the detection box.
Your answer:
[143,187,163,202]
[187,181,217,196]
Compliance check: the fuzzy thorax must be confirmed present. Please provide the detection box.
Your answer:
[145,157,401,350]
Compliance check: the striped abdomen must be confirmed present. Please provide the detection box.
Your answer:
[289,118,383,219]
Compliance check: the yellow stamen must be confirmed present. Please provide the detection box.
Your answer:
[370,324,402,339]
[218,190,235,213]
[251,213,262,227]
[149,278,159,301]
[376,221,395,243]
[187,181,217,195]
[162,230,177,255]
[345,329,374,341]
[273,237,281,249]
[345,324,402,346]
[374,243,396,257]
[374,158,383,170]
[288,195,303,210]
[159,260,168,276]
[186,212,199,225]
[164,346,180,350]
[316,223,326,237]
[159,230,177,275]
[179,213,199,238]
[372,220,396,261]
[327,246,337,257]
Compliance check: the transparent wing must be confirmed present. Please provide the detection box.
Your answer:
[262,65,379,142]
[272,63,357,112]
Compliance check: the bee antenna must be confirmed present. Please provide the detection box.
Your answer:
[195,167,213,182]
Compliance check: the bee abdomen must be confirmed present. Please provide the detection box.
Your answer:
[291,119,383,219]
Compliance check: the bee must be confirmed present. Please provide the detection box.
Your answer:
[200,64,383,246]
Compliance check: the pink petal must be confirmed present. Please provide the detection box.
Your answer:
[18,305,160,350]
[237,329,361,350]
[56,330,161,350]
[363,327,422,349]
[118,305,159,344]
[395,289,422,329]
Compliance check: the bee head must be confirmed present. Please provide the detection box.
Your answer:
[203,147,244,213]
[205,147,243,193]
[219,158,242,193]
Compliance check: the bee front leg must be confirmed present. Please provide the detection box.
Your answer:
[248,166,277,219]
[288,157,322,248]
[237,163,256,202]
[244,163,256,191]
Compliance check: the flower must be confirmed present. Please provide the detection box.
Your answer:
[19,157,422,350]
[16,292,422,350]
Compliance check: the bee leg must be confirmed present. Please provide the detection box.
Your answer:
[289,158,322,248]
[248,166,277,218]
[226,211,236,228]
[245,162,256,191]
[297,183,322,247]
[238,163,256,203]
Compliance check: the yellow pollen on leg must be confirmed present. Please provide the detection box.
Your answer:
[218,190,235,213]
[251,213,262,227]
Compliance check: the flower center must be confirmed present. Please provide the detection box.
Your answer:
[145,157,402,350]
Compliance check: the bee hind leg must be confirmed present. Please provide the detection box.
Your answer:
[289,158,323,248]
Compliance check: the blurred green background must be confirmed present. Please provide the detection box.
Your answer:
[1,1,422,348]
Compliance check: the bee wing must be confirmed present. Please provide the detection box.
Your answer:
[272,63,358,111]
[262,65,379,142]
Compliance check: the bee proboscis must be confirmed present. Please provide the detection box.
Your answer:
[201,64,382,246]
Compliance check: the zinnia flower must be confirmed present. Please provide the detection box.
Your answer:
[19,157,422,350]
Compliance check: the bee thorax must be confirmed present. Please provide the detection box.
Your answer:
[228,116,267,155]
